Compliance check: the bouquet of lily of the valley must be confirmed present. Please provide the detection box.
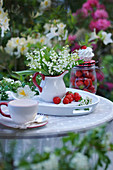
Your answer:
[26,45,80,76]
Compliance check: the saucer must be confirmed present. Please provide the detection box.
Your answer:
[0,114,48,129]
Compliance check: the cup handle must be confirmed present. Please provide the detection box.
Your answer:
[0,102,11,118]
[32,72,45,93]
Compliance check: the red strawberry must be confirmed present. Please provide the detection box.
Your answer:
[66,94,73,103]
[66,91,72,95]
[53,97,61,104]
[76,80,84,89]
[81,45,87,49]
[84,79,92,87]
[88,85,96,93]
[63,97,69,104]
[74,92,82,102]
[89,72,93,78]
[69,93,74,99]
[66,91,74,99]
[83,88,89,92]
[82,70,89,77]
[75,70,83,77]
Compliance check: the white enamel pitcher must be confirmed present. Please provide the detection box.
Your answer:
[32,70,68,102]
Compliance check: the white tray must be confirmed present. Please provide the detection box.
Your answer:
[33,88,100,116]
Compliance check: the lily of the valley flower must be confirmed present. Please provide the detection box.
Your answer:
[100,31,113,45]
[17,85,35,99]
[26,45,79,76]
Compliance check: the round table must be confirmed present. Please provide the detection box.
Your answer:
[0,95,113,169]
[0,95,113,139]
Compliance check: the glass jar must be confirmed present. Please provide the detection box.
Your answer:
[70,60,97,93]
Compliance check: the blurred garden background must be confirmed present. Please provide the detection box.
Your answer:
[0,0,113,101]
[0,1,113,170]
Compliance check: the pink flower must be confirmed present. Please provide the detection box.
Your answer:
[81,8,89,17]
[89,20,97,31]
[87,0,99,7]
[96,19,111,31]
[105,82,113,91]
[96,71,104,82]
[97,4,106,10]
[93,9,109,19]
[83,0,99,11]
[99,82,113,91]
[76,8,89,18]
[71,43,80,52]
[82,2,92,11]
[75,9,81,16]
[68,35,76,43]
[91,43,97,51]
[72,12,76,17]
[89,19,111,32]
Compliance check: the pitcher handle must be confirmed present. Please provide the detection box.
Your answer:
[0,102,11,118]
[32,72,45,93]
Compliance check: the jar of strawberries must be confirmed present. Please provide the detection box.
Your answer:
[70,45,97,93]
[70,60,97,93]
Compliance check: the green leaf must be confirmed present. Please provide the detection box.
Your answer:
[13,70,36,76]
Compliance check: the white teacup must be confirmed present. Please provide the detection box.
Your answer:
[0,99,38,124]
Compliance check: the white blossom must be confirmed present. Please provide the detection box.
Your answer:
[100,31,113,45]
[46,27,58,40]
[70,153,90,170]
[17,85,35,99]
[4,36,37,58]
[0,6,10,37]
[88,29,99,42]
[0,0,3,6]
[40,0,51,11]
[15,80,22,86]
[57,23,66,36]
[44,23,51,33]
[3,77,14,83]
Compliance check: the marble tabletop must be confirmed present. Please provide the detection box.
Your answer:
[0,95,113,139]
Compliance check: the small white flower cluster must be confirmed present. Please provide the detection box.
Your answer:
[44,19,68,42]
[0,2,10,37]
[26,45,79,76]
[70,152,90,170]
[30,154,59,170]
[79,96,92,106]
[3,77,22,86]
